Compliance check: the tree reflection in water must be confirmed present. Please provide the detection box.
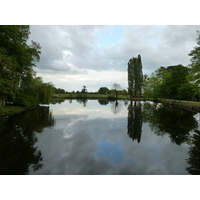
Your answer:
[143,102,198,145]
[186,130,200,175]
[142,102,200,174]
[127,101,143,143]
[76,99,88,107]
[110,100,123,114]
[98,99,109,106]
[0,106,55,175]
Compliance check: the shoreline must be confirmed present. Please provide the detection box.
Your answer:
[2,98,200,117]
[158,99,200,112]
[0,106,30,117]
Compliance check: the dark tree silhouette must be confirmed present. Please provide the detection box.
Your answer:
[81,85,87,93]
[186,130,200,175]
[127,55,143,97]
[127,101,143,143]
[98,99,109,105]
[143,102,198,145]
[0,106,55,175]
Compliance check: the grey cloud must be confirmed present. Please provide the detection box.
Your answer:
[30,25,108,73]
[104,25,200,74]
[29,25,200,77]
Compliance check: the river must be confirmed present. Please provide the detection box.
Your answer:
[1,99,200,175]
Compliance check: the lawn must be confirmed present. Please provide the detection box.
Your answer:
[52,93,130,99]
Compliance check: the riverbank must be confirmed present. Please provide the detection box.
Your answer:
[0,106,28,117]
[159,99,200,112]
[52,93,154,101]
[52,93,129,99]
[2,98,200,117]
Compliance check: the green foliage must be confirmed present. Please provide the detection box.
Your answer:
[178,83,197,101]
[164,65,189,99]
[54,88,66,94]
[143,65,196,101]
[0,25,41,76]
[15,93,37,107]
[143,30,200,100]
[0,25,54,106]
[143,74,162,99]
[98,87,109,94]
[127,54,143,97]
[20,76,54,106]
[0,54,19,99]
[188,30,200,84]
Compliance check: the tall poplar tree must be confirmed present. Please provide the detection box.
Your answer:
[127,54,143,97]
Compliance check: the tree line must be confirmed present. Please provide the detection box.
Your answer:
[54,84,129,97]
[0,25,54,107]
[126,31,200,101]
[142,31,200,101]
[1,26,200,105]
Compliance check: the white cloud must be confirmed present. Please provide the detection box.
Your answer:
[30,25,200,92]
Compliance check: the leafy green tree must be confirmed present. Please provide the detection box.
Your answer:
[54,88,66,94]
[127,54,143,97]
[98,87,109,94]
[188,30,200,84]
[143,74,161,99]
[164,65,189,100]
[0,55,19,103]
[178,83,198,102]
[16,76,54,106]
[0,25,42,104]
[0,25,41,81]
[144,65,193,100]
[143,67,170,99]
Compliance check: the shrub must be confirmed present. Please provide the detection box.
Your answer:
[14,93,37,107]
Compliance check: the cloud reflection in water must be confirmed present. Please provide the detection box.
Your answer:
[29,100,191,175]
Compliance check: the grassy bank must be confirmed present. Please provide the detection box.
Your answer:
[53,93,155,100]
[52,93,130,99]
[158,98,200,112]
[0,106,28,117]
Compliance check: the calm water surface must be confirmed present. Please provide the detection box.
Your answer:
[1,99,200,175]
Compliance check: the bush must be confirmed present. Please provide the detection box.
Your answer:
[14,93,37,107]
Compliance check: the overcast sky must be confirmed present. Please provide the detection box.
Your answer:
[28,25,200,92]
